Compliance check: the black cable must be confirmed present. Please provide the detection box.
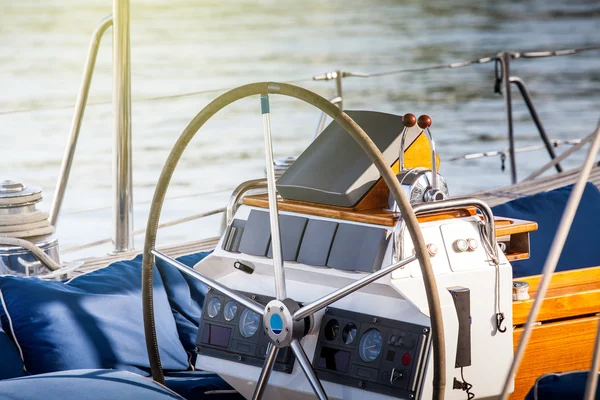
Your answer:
[460,367,475,400]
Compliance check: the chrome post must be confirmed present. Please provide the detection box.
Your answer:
[252,344,279,400]
[112,0,134,253]
[509,76,562,173]
[49,15,113,227]
[334,70,343,110]
[260,95,287,300]
[499,52,518,184]
[290,340,328,400]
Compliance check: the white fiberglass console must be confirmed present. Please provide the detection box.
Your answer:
[194,204,513,400]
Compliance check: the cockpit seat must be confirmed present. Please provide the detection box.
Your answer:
[491,182,600,278]
[0,251,242,399]
[525,371,600,400]
[0,369,184,400]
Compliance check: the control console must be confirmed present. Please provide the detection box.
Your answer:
[313,308,431,398]
[196,291,295,373]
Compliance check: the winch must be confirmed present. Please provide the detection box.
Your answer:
[0,179,60,275]
[392,113,449,208]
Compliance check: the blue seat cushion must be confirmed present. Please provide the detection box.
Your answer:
[156,251,211,352]
[525,371,600,399]
[492,183,600,278]
[0,255,189,375]
[0,369,184,400]
[165,371,243,399]
[0,325,24,380]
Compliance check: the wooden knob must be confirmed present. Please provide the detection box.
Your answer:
[417,115,432,129]
[402,113,417,128]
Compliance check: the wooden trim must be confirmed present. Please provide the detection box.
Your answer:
[505,251,530,261]
[243,195,537,237]
[512,315,600,399]
[494,217,538,237]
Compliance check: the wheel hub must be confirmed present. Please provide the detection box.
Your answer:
[264,299,304,348]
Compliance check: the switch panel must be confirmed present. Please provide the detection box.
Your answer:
[440,219,490,272]
[313,308,431,398]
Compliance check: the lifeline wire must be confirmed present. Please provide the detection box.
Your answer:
[1,44,598,116]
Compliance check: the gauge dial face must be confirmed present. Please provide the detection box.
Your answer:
[239,308,261,338]
[324,319,340,341]
[224,300,238,321]
[359,328,383,362]
[207,297,221,318]
[342,322,358,345]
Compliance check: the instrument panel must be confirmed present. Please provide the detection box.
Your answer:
[313,308,431,398]
[196,291,295,373]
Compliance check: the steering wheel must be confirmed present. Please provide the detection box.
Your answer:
[141,82,446,400]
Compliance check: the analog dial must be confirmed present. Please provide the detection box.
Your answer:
[342,322,358,345]
[324,319,339,341]
[239,308,261,338]
[224,300,238,321]
[359,328,383,362]
[207,297,221,318]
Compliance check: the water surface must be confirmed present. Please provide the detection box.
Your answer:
[1,0,598,258]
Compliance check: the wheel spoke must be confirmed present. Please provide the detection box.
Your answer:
[290,340,328,400]
[293,255,416,321]
[152,250,264,315]
[252,343,279,400]
[260,94,287,300]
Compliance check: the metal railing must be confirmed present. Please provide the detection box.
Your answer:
[49,0,134,254]
[49,15,113,227]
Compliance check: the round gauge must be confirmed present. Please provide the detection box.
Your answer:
[359,328,383,362]
[324,319,339,341]
[342,322,358,345]
[207,297,221,318]
[239,309,261,338]
[224,300,238,321]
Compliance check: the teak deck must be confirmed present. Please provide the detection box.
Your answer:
[510,267,600,399]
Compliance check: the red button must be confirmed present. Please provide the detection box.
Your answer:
[402,352,411,366]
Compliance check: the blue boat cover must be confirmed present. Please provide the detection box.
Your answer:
[525,371,600,400]
[0,369,184,400]
[0,326,24,380]
[0,255,189,375]
[492,182,600,278]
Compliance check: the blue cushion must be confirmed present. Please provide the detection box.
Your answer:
[0,369,184,400]
[492,183,600,278]
[0,255,189,375]
[165,371,243,399]
[0,325,24,380]
[156,251,211,352]
[525,371,600,399]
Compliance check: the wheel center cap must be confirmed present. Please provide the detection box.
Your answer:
[264,299,304,348]
[269,314,283,335]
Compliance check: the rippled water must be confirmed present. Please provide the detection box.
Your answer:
[1,0,599,259]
